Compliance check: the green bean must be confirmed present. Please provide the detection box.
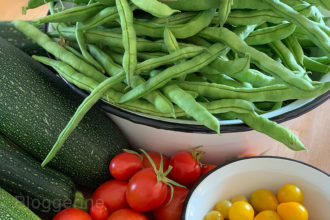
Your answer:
[107,50,124,65]
[304,0,330,10]
[33,3,106,24]
[284,35,305,67]
[263,0,330,60]
[164,26,180,54]
[232,69,281,87]
[200,27,315,92]
[133,9,216,39]
[245,23,297,46]
[137,52,167,60]
[303,56,330,73]
[153,11,198,25]
[232,112,305,150]
[185,73,208,82]
[131,0,179,18]
[269,40,305,74]
[81,6,118,30]
[136,47,205,75]
[76,22,104,72]
[88,44,123,75]
[119,43,227,103]
[65,45,85,61]
[161,0,219,11]
[97,0,116,5]
[14,20,106,82]
[232,0,302,9]
[203,73,252,88]
[48,27,166,52]
[206,56,251,76]
[309,56,330,65]
[185,36,212,47]
[177,81,330,102]
[162,84,220,134]
[218,0,233,26]
[221,4,313,26]
[200,99,257,114]
[116,0,137,86]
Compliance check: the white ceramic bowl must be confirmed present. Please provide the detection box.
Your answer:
[182,156,330,220]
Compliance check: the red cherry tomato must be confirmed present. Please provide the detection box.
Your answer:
[92,180,128,212]
[53,208,92,220]
[109,152,143,180]
[126,168,168,212]
[153,186,189,220]
[201,164,217,176]
[90,202,109,220]
[169,152,201,185]
[142,152,170,172]
[107,208,148,220]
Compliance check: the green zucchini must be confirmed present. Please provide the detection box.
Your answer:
[0,187,41,220]
[0,21,47,57]
[0,134,75,214]
[0,37,129,188]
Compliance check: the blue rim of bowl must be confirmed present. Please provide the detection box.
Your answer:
[181,155,330,220]
[44,23,330,134]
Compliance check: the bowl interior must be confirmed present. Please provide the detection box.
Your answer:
[184,157,330,220]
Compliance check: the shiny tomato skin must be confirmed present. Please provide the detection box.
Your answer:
[109,152,143,180]
[142,152,170,172]
[169,152,201,185]
[107,208,148,220]
[89,202,109,220]
[201,164,217,176]
[92,180,128,212]
[53,208,92,220]
[126,168,168,212]
[153,186,189,220]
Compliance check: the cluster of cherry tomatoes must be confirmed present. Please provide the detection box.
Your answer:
[53,149,217,220]
[204,184,308,220]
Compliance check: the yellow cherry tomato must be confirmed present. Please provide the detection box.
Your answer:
[254,210,281,220]
[277,184,304,203]
[250,189,279,212]
[214,200,232,219]
[230,195,248,203]
[204,210,224,220]
[277,202,308,220]
[229,201,254,220]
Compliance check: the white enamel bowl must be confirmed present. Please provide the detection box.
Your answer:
[182,156,330,220]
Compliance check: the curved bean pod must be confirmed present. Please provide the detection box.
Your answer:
[245,23,296,46]
[200,27,315,91]
[48,27,166,52]
[116,0,137,86]
[153,11,198,25]
[177,81,330,102]
[162,84,220,134]
[303,56,330,74]
[218,0,233,26]
[269,40,305,74]
[133,9,216,39]
[232,112,305,150]
[131,0,179,18]
[80,6,118,30]
[33,3,106,24]
[284,35,305,67]
[13,20,106,82]
[76,22,104,72]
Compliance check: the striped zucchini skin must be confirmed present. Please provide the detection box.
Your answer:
[0,187,41,220]
[0,135,75,214]
[0,37,129,187]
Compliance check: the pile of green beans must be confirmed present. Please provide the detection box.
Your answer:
[17,0,330,165]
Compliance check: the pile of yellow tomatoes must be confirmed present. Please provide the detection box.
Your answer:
[204,184,308,220]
